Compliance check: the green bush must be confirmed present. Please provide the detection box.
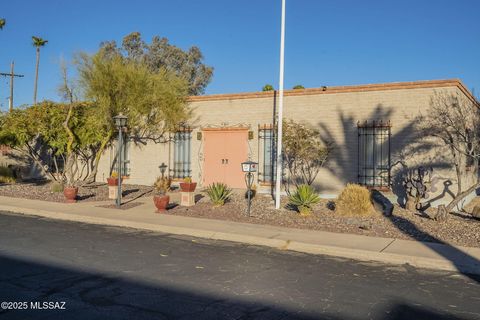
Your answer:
[336,184,374,216]
[288,184,320,216]
[51,181,64,193]
[0,165,15,184]
[206,182,232,207]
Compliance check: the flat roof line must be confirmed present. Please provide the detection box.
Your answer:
[188,79,477,104]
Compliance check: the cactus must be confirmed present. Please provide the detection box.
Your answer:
[403,166,438,211]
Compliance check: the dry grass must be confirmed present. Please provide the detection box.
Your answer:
[0,166,16,184]
[335,184,376,216]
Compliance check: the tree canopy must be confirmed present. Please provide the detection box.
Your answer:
[262,84,274,91]
[99,32,213,95]
[0,101,104,183]
[75,46,191,182]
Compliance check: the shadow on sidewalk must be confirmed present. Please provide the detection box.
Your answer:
[0,253,472,320]
[373,191,480,284]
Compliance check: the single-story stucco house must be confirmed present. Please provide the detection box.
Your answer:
[94,78,478,208]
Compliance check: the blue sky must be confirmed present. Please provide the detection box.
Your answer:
[0,0,479,110]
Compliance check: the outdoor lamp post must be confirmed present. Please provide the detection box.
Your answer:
[113,113,128,208]
[241,160,258,217]
[159,162,167,179]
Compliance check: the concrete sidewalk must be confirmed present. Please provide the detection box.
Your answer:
[0,195,479,275]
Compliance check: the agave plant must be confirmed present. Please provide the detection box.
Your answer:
[206,182,232,207]
[289,184,320,216]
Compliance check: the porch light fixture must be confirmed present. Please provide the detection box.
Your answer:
[113,113,128,208]
[241,160,258,173]
[241,160,258,217]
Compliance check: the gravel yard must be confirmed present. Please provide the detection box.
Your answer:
[0,180,153,203]
[0,181,478,248]
[166,190,480,248]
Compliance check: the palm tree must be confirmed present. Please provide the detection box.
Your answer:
[32,36,48,105]
[0,18,5,29]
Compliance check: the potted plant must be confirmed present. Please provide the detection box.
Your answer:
[153,176,171,212]
[107,171,122,186]
[63,184,78,203]
[179,176,197,192]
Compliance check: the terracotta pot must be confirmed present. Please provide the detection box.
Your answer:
[107,177,123,186]
[179,182,197,192]
[153,195,170,213]
[63,187,78,203]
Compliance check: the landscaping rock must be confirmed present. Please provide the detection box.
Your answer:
[371,190,394,216]
[0,181,152,203]
[472,205,480,218]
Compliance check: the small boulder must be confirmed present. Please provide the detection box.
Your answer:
[472,205,480,218]
[371,190,394,216]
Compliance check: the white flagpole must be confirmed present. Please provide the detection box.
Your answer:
[275,0,286,209]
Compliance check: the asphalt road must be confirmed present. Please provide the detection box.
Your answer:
[0,211,479,320]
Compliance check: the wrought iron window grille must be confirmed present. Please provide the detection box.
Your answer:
[173,127,192,179]
[357,120,391,189]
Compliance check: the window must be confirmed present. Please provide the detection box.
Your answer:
[259,126,275,183]
[111,134,130,176]
[173,129,191,178]
[358,120,391,188]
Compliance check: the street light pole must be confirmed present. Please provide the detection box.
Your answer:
[113,114,128,208]
[275,0,286,209]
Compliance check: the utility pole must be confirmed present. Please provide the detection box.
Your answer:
[0,61,24,112]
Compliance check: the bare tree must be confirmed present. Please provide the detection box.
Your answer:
[416,91,480,218]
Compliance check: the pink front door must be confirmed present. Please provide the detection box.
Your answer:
[203,130,248,188]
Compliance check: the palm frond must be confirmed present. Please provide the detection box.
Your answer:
[32,36,48,47]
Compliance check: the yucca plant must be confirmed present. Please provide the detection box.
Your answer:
[289,184,320,216]
[206,182,232,207]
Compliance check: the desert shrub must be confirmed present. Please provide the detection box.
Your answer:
[153,176,171,195]
[288,184,320,216]
[206,182,232,206]
[282,119,331,192]
[51,181,64,193]
[335,184,374,216]
[0,165,15,184]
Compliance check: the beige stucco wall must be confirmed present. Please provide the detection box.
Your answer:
[96,83,478,207]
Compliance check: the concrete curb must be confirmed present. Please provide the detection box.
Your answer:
[1,204,479,275]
